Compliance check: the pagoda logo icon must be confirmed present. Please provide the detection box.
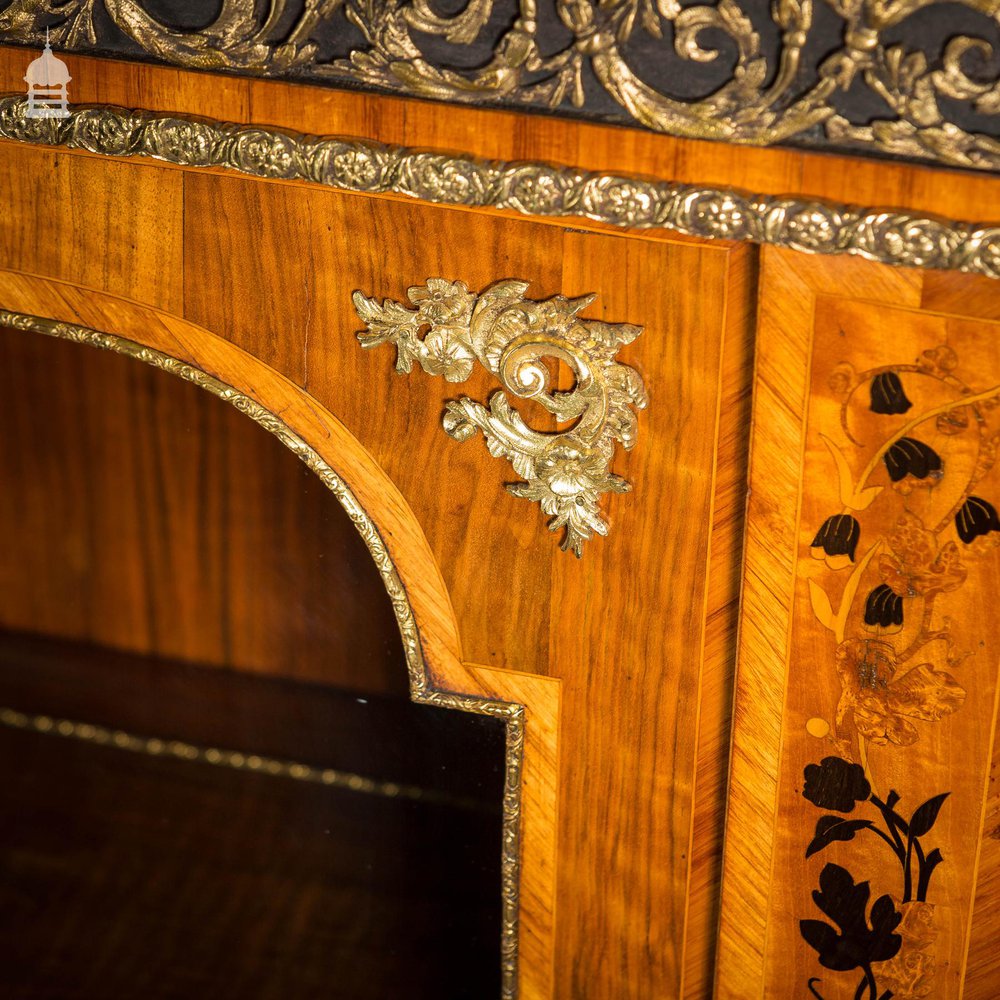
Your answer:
[24,30,71,120]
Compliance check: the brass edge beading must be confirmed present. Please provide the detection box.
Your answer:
[418,688,525,982]
[353,278,647,556]
[0,308,523,1000]
[6,1,1000,173]
[1,96,1000,278]
[0,704,494,810]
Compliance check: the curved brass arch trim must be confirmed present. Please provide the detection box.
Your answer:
[0,306,524,1000]
[2,96,1000,278]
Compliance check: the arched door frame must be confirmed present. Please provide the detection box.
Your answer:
[0,268,560,1000]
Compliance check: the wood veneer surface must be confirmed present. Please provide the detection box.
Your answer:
[0,46,777,997]
[718,253,1000,999]
[0,184,754,998]
[0,325,407,693]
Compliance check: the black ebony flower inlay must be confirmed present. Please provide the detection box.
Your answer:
[955,496,1000,544]
[869,372,912,415]
[803,756,871,813]
[883,437,942,483]
[800,758,950,998]
[864,584,903,627]
[800,864,902,974]
[811,514,860,561]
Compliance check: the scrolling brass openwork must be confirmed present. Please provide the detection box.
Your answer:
[352,279,647,556]
[8,1,1000,171]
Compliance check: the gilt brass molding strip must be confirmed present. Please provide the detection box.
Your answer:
[2,95,1000,279]
[0,704,492,810]
[0,307,523,1000]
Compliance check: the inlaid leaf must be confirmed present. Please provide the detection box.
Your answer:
[909,792,949,838]
[821,434,882,510]
[806,815,875,858]
[802,863,902,972]
[809,579,835,630]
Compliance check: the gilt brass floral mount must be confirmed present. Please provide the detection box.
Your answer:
[352,279,647,556]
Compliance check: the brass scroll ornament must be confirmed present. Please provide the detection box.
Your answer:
[352,279,647,556]
[11,1,1000,172]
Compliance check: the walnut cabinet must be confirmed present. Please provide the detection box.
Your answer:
[1,40,1000,1000]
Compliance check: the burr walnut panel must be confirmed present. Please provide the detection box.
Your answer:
[0,326,408,694]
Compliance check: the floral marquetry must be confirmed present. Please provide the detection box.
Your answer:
[955,496,1000,545]
[796,318,1000,995]
[799,756,950,999]
[720,254,1000,1000]
[870,373,913,416]
[883,437,943,484]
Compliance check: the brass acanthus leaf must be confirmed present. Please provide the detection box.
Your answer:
[352,278,647,556]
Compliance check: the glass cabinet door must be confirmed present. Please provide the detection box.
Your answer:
[0,325,506,1000]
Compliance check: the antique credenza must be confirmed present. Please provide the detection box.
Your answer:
[3,4,1000,999]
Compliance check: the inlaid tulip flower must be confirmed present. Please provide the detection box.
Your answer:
[883,437,942,483]
[869,372,912,415]
[811,514,860,569]
[864,584,903,628]
[955,496,1000,544]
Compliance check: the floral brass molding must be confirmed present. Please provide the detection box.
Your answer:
[6,1,1000,170]
[352,278,647,556]
[4,96,1000,279]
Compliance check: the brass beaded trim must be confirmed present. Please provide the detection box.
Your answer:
[0,309,524,1000]
[0,704,495,810]
[2,96,1000,278]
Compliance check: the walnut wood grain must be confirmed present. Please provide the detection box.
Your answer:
[0,158,748,999]
[11,42,995,996]
[0,325,407,693]
[682,245,757,1000]
[0,269,562,998]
